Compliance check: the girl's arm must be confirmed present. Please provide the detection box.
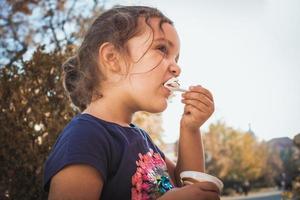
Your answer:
[165,128,204,187]
[48,164,103,200]
[174,127,205,186]
[165,127,205,187]
[173,85,214,186]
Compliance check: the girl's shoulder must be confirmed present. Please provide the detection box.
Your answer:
[57,113,111,143]
[58,113,144,145]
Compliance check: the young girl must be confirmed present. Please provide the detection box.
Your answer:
[43,5,219,200]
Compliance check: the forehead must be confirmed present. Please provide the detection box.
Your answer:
[141,17,180,44]
[126,17,180,51]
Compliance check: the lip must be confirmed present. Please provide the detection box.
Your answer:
[162,85,171,96]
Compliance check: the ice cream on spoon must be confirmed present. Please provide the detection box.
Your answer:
[164,77,187,92]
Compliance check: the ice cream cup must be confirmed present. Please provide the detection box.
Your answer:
[180,171,224,192]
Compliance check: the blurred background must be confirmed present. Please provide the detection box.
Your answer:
[0,0,299,199]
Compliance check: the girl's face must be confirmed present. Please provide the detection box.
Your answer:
[122,17,181,113]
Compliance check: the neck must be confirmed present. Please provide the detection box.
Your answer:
[82,92,136,127]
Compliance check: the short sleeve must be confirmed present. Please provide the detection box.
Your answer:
[43,118,110,191]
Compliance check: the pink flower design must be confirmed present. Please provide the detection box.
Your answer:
[131,149,174,200]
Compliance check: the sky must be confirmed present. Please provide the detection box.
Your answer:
[107,0,300,143]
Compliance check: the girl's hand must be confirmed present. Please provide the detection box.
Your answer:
[180,85,214,132]
[158,181,220,200]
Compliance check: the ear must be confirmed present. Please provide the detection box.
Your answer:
[98,42,122,73]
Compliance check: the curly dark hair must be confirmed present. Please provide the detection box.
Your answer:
[62,5,173,111]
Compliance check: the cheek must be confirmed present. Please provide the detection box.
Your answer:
[130,76,158,92]
[129,73,169,112]
[128,57,168,93]
[130,52,164,74]
[130,68,166,91]
[142,69,166,90]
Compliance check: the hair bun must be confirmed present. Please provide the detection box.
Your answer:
[62,56,78,73]
[62,56,82,94]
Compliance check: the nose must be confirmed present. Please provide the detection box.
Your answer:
[169,63,181,77]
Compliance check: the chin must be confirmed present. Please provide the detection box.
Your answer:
[146,100,168,113]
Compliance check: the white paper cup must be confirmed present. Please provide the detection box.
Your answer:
[180,171,224,192]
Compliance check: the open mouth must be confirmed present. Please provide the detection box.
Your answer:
[163,77,186,92]
[164,77,180,90]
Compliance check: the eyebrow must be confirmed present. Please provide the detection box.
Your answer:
[154,38,180,62]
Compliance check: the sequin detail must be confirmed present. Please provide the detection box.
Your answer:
[131,149,174,200]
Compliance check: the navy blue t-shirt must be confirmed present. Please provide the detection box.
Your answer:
[43,113,174,200]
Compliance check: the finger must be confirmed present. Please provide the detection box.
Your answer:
[182,93,213,108]
[189,85,214,102]
[194,181,221,194]
[190,85,213,102]
[182,92,214,110]
[183,104,212,120]
[183,104,205,115]
[182,99,212,113]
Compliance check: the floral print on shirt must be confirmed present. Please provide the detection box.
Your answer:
[131,149,174,200]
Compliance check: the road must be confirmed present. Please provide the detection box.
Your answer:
[221,191,282,200]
